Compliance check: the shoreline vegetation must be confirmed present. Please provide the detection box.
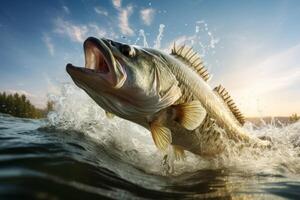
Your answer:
[0,91,299,124]
[0,92,53,119]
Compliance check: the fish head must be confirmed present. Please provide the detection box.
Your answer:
[66,37,181,120]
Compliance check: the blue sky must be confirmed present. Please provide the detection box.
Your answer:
[0,0,299,116]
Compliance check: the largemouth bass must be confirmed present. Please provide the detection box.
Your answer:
[66,37,269,159]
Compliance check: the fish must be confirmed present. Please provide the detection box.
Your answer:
[66,37,270,159]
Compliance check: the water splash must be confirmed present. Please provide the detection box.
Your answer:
[46,84,210,175]
[135,24,165,49]
[134,29,149,47]
[45,21,300,177]
[45,83,300,177]
[153,24,165,49]
[176,20,220,57]
[133,21,219,56]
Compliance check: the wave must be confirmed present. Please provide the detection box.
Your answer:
[44,83,300,177]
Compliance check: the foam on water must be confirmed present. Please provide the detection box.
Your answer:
[45,84,300,177]
[46,22,300,177]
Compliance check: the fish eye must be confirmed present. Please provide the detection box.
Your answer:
[121,45,136,57]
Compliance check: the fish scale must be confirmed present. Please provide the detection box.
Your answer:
[67,37,270,159]
[172,75,226,155]
[149,44,270,157]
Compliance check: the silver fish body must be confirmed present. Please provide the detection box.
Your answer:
[67,37,269,159]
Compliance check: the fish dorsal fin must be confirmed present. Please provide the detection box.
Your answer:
[213,85,245,125]
[171,43,211,81]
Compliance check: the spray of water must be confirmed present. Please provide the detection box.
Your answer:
[134,29,149,47]
[153,24,165,49]
[45,22,300,176]
[46,83,300,176]
[46,84,212,175]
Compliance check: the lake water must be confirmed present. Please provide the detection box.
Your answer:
[0,84,300,199]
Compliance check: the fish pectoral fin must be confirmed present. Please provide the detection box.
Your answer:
[173,145,186,161]
[174,100,206,130]
[105,111,115,119]
[150,120,172,151]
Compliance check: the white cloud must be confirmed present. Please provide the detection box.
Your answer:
[62,6,70,14]
[42,34,54,56]
[53,18,107,42]
[140,8,155,26]
[88,23,107,38]
[118,6,134,36]
[111,0,134,36]
[54,18,88,42]
[94,7,108,16]
[112,0,121,9]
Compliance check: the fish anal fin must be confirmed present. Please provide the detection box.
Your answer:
[173,145,186,160]
[213,85,245,125]
[171,44,211,82]
[150,120,171,151]
[105,111,115,119]
[173,100,206,130]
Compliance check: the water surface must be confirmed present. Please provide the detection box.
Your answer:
[0,85,300,199]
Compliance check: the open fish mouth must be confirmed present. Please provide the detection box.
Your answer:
[84,38,110,73]
[66,37,127,89]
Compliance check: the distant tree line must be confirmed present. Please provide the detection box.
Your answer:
[289,113,300,124]
[0,92,53,119]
